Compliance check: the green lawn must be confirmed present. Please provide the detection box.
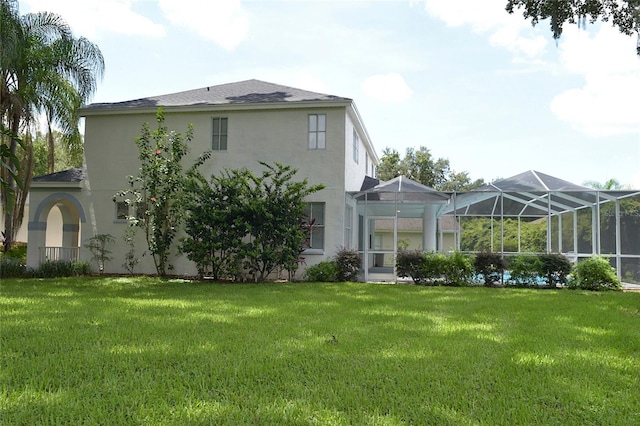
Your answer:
[1,277,639,425]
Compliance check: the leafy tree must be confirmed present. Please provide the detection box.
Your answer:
[506,0,640,55]
[376,146,485,190]
[583,178,623,190]
[1,0,104,251]
[32,129,83,176]
[181,168,252,280]
[182,162,324,282]
[116,109,210,276]
[439,170,486,191]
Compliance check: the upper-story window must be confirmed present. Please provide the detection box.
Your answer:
[352,129,359,163]
[365,151,369,174]
[308,114,326,150]
[212,117,228,151]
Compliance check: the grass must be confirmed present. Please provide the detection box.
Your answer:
[1,277,639,425]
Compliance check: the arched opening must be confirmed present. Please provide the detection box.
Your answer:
[29,193,86,264]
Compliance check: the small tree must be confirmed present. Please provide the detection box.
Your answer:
[115,109,210,276]
[122,227,142,275]
[84,234,114,274]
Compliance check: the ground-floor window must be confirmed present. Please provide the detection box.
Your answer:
[304,202,325,251]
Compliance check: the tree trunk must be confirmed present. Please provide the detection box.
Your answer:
[47,121,55,174]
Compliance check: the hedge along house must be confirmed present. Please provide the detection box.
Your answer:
[25,80,379,277]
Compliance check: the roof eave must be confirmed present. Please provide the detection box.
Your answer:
[80,99,353,117]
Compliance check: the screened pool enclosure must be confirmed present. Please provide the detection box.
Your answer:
[349,171,640,283]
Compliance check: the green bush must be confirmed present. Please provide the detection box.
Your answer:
[507,254,543,287]
[334,247,361,282]
[474,251,505,286]
[303,261,338,282]
[539,253,572,287]
[396,250,428,285]
[0,258,27,278]
[32,260,91,278]
[442,251,473,286]
[571,256,621,291]
[1,242,27,263]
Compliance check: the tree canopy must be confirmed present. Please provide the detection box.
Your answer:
[376,146,485,191]
[506,0,640,55]
[1,0,104,250]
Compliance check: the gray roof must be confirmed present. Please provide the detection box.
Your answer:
[82,79,350,111]
[32,167,85,182]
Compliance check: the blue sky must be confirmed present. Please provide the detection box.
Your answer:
[22,0,640,188]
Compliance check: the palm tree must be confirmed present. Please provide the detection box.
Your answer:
[0,0,104,251]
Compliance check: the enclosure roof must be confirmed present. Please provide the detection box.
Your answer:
[352,175,450,203]
[441,170,640,217]
[478,170,590,192]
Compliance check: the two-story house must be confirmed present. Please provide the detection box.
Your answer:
[26,79,379,277]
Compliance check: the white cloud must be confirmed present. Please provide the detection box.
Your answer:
[362,73,413,103]
[422,0,547,58]
[22,0,165,38]
[550,26,640,136]
[158,0,248,51]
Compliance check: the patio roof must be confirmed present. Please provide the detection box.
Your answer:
[352,176,449,203]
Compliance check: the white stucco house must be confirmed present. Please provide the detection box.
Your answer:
[23,79,639,282]
[26,80,386,277]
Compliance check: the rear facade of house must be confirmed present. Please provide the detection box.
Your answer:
[26,80,378,277]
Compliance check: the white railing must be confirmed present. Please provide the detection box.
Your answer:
[39,246,80,263]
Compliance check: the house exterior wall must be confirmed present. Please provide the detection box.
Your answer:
[81,104,372,276]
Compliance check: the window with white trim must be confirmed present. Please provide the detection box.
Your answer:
[308,114,326,149]
[345,205,353,248]
[212,117,228,151]
[365,151,369,175]
[352,129,359,163]
[303,202,325,250]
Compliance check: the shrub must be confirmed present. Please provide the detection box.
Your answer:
[396,251,428,285]
[572,256,622,291]
[507,254,543,287]
[32,260,91,278]
[334,247,361,282]
[423,252,448,285]
[474,251,505,286]
[1,242,27,263]
[84,234,115,274]
[0,258,26,278]
[539,253,572,287]
[303,261,338,282]
[442,251,473,286]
